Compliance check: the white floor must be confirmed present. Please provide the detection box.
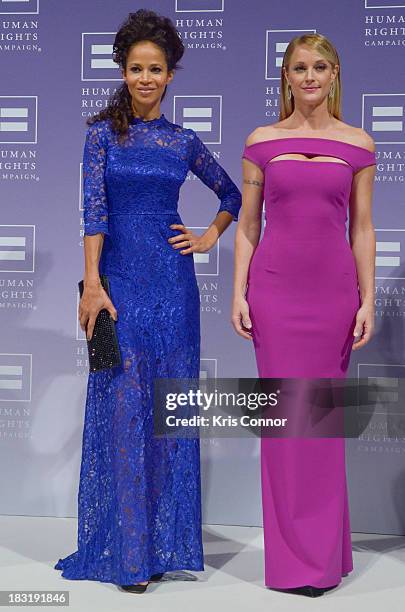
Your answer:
[0,516,404,611]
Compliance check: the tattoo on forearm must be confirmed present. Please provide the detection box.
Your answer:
[244,179,264,187]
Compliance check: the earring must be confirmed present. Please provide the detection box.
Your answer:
[329,82,335,99]
[287,84,292,100]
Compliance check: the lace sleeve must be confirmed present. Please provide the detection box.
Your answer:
[83,122,109,236]
[189,132,242,221]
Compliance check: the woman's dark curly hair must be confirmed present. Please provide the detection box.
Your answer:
[87,9,184,141]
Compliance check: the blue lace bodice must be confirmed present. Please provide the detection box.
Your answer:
[82,113,241,236]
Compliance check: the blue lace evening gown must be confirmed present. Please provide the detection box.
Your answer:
[54,113,241,585]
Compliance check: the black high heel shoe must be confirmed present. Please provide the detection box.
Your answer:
[120,582,149,594]
[272,584,339,598]
[149,572,164,582]
[120,572,165,594]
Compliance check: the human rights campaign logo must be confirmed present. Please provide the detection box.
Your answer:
[0,96,37,144]
[0,354,32,402]
[362,94,405,144]
[365,0,405,8]
[0,225,35,273]
[375,229,405,280]
[265,29,316,80]
[190,226,219,276]
[174,96,222,144]
[82,33,121,81]
[176,0,224,11]
[0,0,39,14]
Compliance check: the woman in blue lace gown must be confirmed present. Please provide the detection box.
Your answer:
[54,10,241,591]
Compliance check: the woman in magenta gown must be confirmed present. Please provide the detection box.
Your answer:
[232,34,376,597]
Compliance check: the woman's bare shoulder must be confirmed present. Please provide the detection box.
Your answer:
[334,121,375,152]
[349,127,375,152]
[244,123,286,147]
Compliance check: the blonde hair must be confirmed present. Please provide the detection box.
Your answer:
[279,33,342,121]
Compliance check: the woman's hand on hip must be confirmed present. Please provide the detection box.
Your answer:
[168,224,217,255]
[79,282,118,341]
[232,295,253,340]
[352,303,375,350]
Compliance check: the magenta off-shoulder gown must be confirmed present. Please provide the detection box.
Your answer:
[242,137,376,589]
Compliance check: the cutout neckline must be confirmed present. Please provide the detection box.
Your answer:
[244,136,374,155]
[267,159,351,168]
[268,153,350,167]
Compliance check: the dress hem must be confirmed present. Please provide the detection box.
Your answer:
[54,558,205,586]
[264,567,353,590]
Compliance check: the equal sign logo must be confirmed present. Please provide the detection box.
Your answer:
[365,0,405,8]
[358,364,405,416]
[0,354,32,402]
[175,0,224,11]
[0,225,35,272]
[372,106,403,132]
[199,358,218,381]
[375,230,405,279]
[174,95,222,144]
[367,377,399,407]
[362,94,405,143]
[190,226,220,276]
[0,96,37,144]
[0,0,39,15]
[376,241,400,267]
[81,33,121,82]
[265,29,316,80]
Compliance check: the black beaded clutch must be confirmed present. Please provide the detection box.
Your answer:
[78,274,122,372]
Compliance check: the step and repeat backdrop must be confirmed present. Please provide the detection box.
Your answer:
[1,0,404,533]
